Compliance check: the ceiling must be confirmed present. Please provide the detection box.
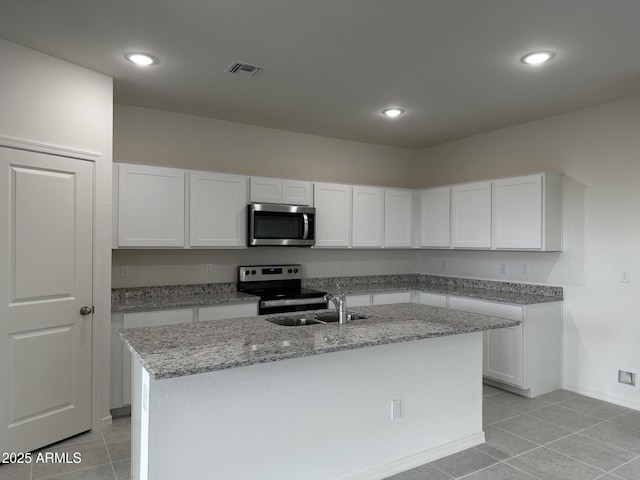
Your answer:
[1,0,640,149]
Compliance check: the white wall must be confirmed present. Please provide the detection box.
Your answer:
[0,38,113,426]
[114,104,418,187]
[417,96,640,409]
[112,248,417,288]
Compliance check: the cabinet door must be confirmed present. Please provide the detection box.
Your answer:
[494,174,542,249]
[352,186,384,247]
[190,171,247,247]
[250,176,281,204]
[198,303,258,321]
[373,291,412,305]
[282,180,313,206]
[419,187,451,247]
[483,325,524,387]
[122,309,193,405]
[314,183,351,247]
[118,164,185,247]
[451,181,492,248]
[385,189,413,247]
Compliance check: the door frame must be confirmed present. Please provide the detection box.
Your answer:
[0,135,110,433]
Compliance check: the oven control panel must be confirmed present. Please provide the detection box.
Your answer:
[238,264,302,282]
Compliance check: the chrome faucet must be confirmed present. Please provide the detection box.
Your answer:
[324,283,348,325]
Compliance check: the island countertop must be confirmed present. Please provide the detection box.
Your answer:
[120,302,519,380]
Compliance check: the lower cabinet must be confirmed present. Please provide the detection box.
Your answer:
[448,297,561,397]
[111,302,258,409]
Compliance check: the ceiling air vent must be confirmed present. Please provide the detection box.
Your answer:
[226,62,264,78]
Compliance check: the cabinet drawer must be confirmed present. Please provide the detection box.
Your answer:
[448,297,522,321]
[373,291,412,305]
[198,303,258,322]
[418,292,448,308]
[346,294,372,307]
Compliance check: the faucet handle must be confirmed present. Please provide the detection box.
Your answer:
[335,282,344,295]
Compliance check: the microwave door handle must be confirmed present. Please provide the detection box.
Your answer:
[302,213,309,240]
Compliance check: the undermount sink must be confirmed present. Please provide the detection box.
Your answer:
[266,316,320,327]
[314,311,369,322]
[265,311,369,327]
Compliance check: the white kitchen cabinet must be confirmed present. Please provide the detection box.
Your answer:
[250,176,312,206]
[314,183,351,247]
[419,187,451,248]
[120,308,194,406]
[451,181,492,249]
[494,173,562,251]
[346,294,372,307]
[352,186,384,248]
[417,292,448,308]
[384,188,413,248]
[448,296,561,397]
[117,163,186,247]
[373,291,412,305]
[198,302,258,321]
[190,171,247,247]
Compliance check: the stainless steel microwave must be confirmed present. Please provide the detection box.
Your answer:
[248,203,315,246]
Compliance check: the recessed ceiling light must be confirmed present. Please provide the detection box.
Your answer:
[382,108,405,118]
[125,52,159,66]
[521,51,554,65]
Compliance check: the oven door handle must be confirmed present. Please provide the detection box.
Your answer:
[260,297,327,309]
[302,213,309,240]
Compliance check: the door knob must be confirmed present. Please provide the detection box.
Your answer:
[80,306,93,316]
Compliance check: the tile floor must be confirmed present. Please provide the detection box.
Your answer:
[386,386,640,480]
[0,416,131,480]
[1,388,638,479]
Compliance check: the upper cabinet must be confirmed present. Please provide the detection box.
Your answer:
[352,186,384,247]
[117,163,186,247]
[114,163,247,248]
[451,181,492,249]
[250,176,312,206]
[384,188,413,248]
[190,171,247,247]
[419,187,450,248]
[494,173,562,251]
[314,182,351,247]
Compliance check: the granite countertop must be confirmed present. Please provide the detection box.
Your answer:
[120,302,520,380]
[331,282,561,305]
[111,288,257,313]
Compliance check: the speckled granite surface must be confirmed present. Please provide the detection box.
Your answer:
[111,283,256,313]
[120,302,519,380]
[305,274,563,305]
[112,274,562,313]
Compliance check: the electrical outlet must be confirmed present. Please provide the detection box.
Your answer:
[499,263,506,275]
[391,399,402,420]
[443,259,448,270]
[620,270,630,283]
[205,264,214,274]
[120,266,129,278]
[522,264,529,276]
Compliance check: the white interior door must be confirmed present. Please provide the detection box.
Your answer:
[0,146,93,453]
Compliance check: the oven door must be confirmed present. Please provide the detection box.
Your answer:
[249,204,315,246]
[259,297,327,315]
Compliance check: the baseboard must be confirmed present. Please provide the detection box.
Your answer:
[110,405,132,419]
[563,383,640,411]
[339,432,486,480]
[483,378,532,397]
[101,414,113,429]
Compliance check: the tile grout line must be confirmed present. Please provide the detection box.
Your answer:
[101,430,118,480]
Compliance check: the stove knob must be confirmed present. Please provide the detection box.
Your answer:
[288,269,293,274]
[294,268,299,273]
[251,270,257,275]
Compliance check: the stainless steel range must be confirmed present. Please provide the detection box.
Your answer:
[237,264,328,315]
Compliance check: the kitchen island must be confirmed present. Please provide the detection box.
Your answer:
[120,303,519,480]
